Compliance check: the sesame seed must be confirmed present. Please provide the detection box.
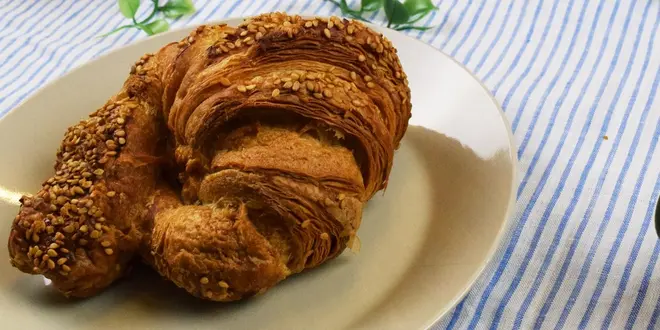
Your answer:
[91,230,101,239]
[240,30,248,36]
[60,248,70,254]
[61,265,71,272]
[72,186,84,195]
[283,81,293,89]
[324,28,331,38]
[367,82,376,88]
[104,248,113,255]
[116,118,125,124]
[205,291,213,298]
[115,130,125,137]
[200,277,209,284]
[347,25,355,34]
[313,20,319,27]
[34,249,43,258]
[313,92,323,99]
[119,138,126,145]
[237,85,247,92]
[323,89,333,98]
[345,36,354,42]
[79,225,88,233]
[63,224,74,233]
[57,258,67,265]
[364,75,373,82]
[49,243,59,249]
[291,73,300,81]
[301,220,311,228]
[255,32,263,40]
[292,81,300,91]
[47,259,55,269]
[306,81,315,91]
[350,72,357,80]
[220,77,231,87]
[46,226,54,234]
[32,234,39,243]
[106,191,116,197]
[79,239,88,245]
[352,100,362,106]
[321,233,330,240]
[305,21,313,28]
[327,21,334,29]
[47,249,57,257]
[245,84,256,90]
[271,89,280,97]
[218,281,229,289]
[358,55,366,62]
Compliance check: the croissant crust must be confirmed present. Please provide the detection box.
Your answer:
[8,13,411,301]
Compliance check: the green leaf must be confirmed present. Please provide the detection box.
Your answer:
[394,24,434,31]
[142,19,170,35]
[160,0,196,18]
[331,0,361,16]
[118,0,140,19]
[361,0,382,12]
[383,0,410,26]
[403,0,438,23]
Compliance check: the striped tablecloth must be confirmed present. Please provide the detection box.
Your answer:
[1,1,659,329]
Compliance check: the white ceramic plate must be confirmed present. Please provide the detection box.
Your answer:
[0,17,516,330]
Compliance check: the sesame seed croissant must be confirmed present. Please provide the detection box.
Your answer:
[7,12,411,301]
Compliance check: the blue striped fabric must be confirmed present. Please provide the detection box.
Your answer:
[1,1,659,328]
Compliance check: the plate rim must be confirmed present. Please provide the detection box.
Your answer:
[0,15,518,330]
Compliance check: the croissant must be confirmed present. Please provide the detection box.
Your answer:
[7,13,411,301]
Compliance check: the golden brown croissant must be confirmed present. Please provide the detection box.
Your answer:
[7,12,411,301]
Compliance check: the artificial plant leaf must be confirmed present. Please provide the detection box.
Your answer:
[394,24,434,31]
[160,0,196,19]
[383,0,410,25]
[403,0,438,23]
[143,18,170,35]
[361,0,383,12]
[118,0,140,19]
